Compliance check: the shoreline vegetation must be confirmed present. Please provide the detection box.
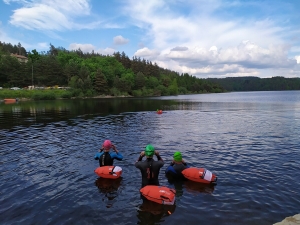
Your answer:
[0,89,136,102]
[0,42,226,99]
[1,42,299,100]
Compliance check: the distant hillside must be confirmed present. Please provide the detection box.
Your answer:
[207,76,300,91]
[0,42,225,97]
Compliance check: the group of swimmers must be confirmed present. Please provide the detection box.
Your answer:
[94,139,188,187]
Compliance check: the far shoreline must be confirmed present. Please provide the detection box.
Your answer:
[1,95,134,102]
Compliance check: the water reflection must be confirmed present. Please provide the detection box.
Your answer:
[184,180,215,195]
[137,199,176,224]
[0,98,181,130]
[166,174,215,196]
[94,177,122,208]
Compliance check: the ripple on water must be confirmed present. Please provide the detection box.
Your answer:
[1,94,300,225]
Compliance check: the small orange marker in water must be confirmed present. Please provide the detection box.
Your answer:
[168,211,172,215]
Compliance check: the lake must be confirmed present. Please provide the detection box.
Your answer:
[0,91,299,225]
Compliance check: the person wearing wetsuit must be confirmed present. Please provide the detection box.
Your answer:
[94,140,123,166]
[165,151,188,179]
[135,144,164,188]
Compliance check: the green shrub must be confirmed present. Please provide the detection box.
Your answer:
[132,90,142,97]
[85,89,94,97]
[44,92,56,100]
[60,91,72,99]
[110,87,121,96]
[178,87,188,94]
[31,92,56,100]
[78,92,84,98]
[32,93,43,100]
[71,89,82,97]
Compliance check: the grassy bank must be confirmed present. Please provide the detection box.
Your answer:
[0,89,73,100]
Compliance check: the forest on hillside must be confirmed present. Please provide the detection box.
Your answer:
[207,76,300,92]
[0,42,225,97]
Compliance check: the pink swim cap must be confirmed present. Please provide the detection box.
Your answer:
[103,140,112,149]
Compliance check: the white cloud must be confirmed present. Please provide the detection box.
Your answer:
[124,0,298,77]
[134,47,160,59]
[296,56,300,64]
[125,0,289,50]
[43,0,90,16]
[165,41,296,69]
[69,43,96,52]
[96,47,115,55]
[139,40,298,78]
[8,0,101,31]
[69,43,115,55]
[11,5,72,30]
[4,0,30,4]
[113,35,129,45]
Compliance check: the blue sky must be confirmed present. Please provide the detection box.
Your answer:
[1,0,300,78]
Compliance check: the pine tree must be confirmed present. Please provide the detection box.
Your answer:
[135,71,145,89]
[94,69,109,94]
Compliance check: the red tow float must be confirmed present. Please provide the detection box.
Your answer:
[140,185,176,205]
[94,166,122,179]
[182,167,217,184]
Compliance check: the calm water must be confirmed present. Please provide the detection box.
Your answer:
[0,91,299,225]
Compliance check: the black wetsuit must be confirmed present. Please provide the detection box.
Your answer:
[169,162,188,179]
[171,162,188,174]
[135,157,164,188]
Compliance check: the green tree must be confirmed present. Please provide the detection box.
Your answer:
[168,78,178,95]
[135,71,146,89]
[146,76,159,89]
[114,71,135,93]
[94,69,109,94]
[69,66,92,94]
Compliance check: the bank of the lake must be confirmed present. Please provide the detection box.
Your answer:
[0,89,135,101]
[0,88,221,102]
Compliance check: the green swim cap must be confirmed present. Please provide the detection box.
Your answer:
[173,151,182,162]
[145,145,155,156]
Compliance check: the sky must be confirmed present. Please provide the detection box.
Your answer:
[0,0,300,78]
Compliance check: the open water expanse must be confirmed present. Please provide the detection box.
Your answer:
[0,91,300,225]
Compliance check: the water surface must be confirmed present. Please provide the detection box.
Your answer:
[1,91,300,225]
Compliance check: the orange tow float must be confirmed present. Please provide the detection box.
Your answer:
[182,167,217,184]
[4,98,18,104]
[94,166,122,179]
[140,185,176,205]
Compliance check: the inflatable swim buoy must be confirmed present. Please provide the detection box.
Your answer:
[140,185,176,205]
[4,98,18,104]
[94,166,122,179]
[182,167,217,184]
[156,110,163,114]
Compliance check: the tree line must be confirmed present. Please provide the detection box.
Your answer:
[0,42,225,97]
[207,76,300,92]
